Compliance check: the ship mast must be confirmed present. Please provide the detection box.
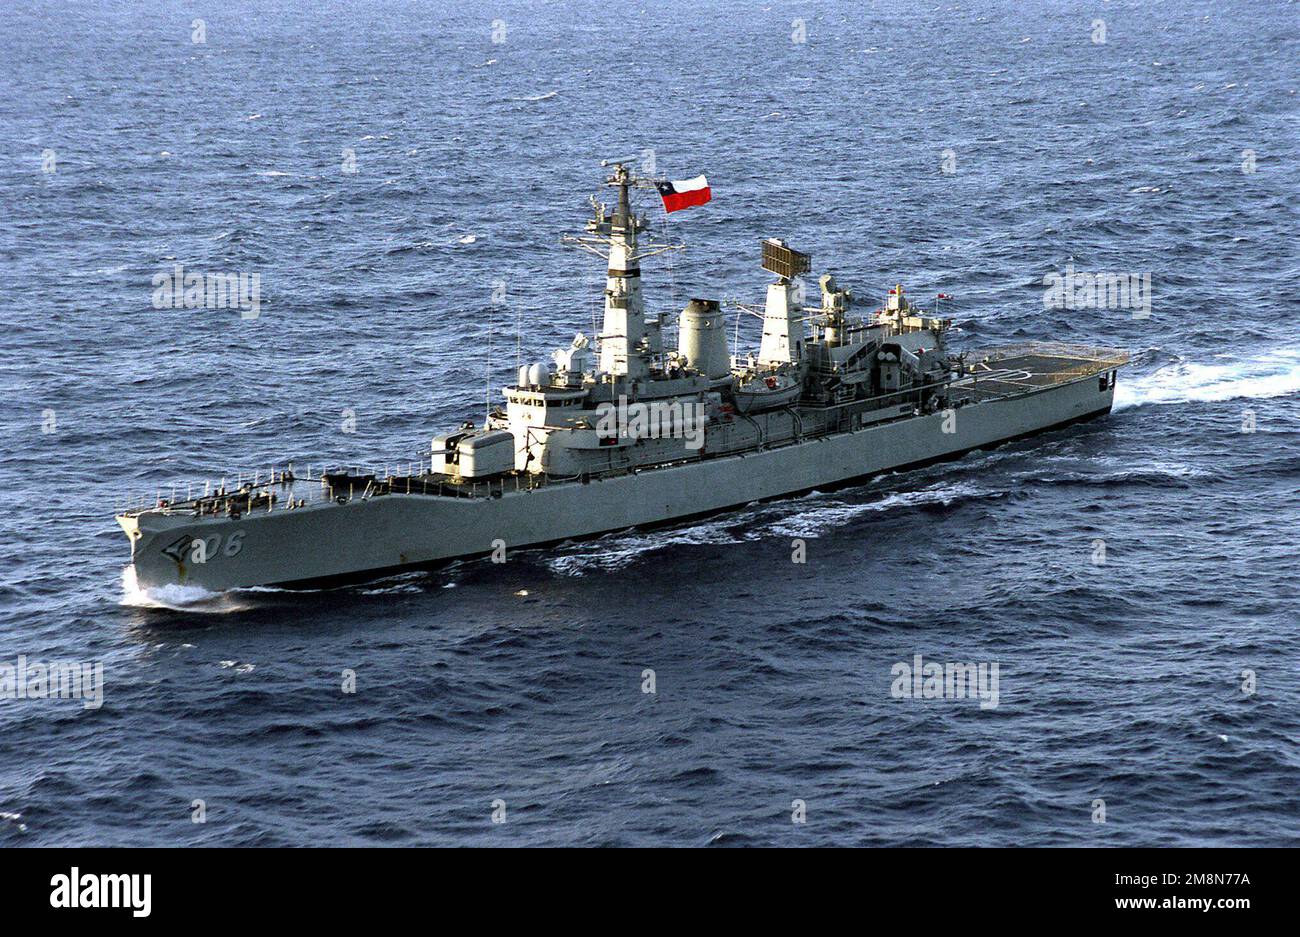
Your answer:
[601,160,649,380]
[563,158,682,385]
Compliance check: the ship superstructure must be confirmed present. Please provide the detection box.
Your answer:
[442,162,977,481]
[117,162,1128,593]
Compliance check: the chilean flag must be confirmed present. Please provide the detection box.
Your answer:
[656,175,711,213]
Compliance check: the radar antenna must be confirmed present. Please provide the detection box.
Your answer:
[761,238,812,282]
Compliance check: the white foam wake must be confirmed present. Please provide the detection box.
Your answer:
[1115,348,1300,410]
[761,483,981,539]
[544,483,981,575]
[119,566,248,613]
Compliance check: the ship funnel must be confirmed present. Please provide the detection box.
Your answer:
[678,299,729,381]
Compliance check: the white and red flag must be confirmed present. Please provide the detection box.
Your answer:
[655,175,711,213]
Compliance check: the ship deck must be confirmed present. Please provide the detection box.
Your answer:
[956,343,1128,402]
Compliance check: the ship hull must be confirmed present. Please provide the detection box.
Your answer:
[121,374,1115,593]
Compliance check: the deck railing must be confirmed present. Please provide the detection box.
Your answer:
[116,457,583,516]
[977,342,1130,368]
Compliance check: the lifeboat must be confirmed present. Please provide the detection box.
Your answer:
[732,371,802,414]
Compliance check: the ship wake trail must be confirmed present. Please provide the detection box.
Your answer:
[1115,347,1300,410]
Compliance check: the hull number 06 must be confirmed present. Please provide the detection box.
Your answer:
[189,530,245,564]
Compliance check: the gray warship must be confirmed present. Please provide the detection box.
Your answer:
[118,160,1128,593]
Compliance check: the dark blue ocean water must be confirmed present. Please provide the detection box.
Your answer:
[1,0,1297,846]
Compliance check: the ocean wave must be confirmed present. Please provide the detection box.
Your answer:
[1009,457,1211,488]
[546,517,742,575]
[761,482,988,538]
[544,483,988,575]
